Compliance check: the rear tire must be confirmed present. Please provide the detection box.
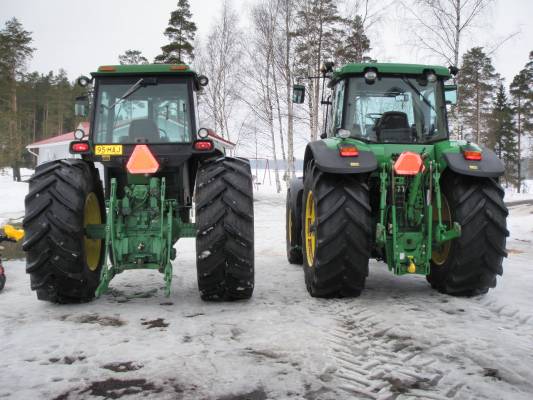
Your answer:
[427,174,508,296]
[195,157,254,301]
[23,160,105,303]
[286,179,303,264]
[302,163,371,298]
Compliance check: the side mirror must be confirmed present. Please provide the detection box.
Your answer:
[75,95,89,117]
[444,84,457,105]
[293,84,305,104]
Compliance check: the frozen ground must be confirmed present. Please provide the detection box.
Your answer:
[1,172,533,399]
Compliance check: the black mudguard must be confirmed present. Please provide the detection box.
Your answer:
[443,147,505,178]
[304,141,378,174]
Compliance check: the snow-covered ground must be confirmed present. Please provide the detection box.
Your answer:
[0,169,32,226]
[1,171,533,399]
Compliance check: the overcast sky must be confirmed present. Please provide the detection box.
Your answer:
[1,0,532,84]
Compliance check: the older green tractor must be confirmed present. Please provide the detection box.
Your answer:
[287,63,508,298]
[23,64,254,303]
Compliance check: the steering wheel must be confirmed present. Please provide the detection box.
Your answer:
[366,113,382,120]
[158,127,168,139]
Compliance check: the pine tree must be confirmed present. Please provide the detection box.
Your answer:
[457,47,498,145]
[489,83,519,187]
[334,14,371,64]
[0,18,34,179]
[292,0,343,141]
[155,0,197,64]
[119,49,149,65]
[510,50,533,192]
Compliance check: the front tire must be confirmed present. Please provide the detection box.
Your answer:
[427,174,508,296]
[286,178,303,264]
[302,163,371,298]
[195,157,254,301]
[23,160,105,303]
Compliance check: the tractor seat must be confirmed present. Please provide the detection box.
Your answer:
[376,111,412,143]
[128,119,161,143]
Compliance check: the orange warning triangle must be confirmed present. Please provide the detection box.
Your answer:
[126,145,160,174]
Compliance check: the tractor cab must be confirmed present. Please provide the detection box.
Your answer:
[295,63,457,144]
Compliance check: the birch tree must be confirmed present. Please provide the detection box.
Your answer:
[196,0,242,140]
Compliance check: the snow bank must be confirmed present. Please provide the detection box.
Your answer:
[0,168,32,225]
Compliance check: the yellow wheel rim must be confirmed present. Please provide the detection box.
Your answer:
[304,191,316,267]
[432,194,452,266]
[84,192,102,271]
[288,209,293,243]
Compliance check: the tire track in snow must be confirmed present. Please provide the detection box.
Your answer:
[320,302,468,400]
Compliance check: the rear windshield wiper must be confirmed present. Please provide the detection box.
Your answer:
[402,77,436,113]
[106,77,158,110]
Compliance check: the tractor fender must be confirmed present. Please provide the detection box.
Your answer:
[303,141,378,175]
[288,177,304,218]
[442,147,505,178]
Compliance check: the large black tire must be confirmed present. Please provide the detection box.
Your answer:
[195,157,254,301]
[23,160,105,303]
[427,174,508,296]
[302,163,371,298]
[286,178,303,264]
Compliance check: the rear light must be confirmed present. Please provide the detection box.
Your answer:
[70,141,90,153]
[394,151,424,175]
[170,64,189,71]
[194,140,214,151]
[98,65,116,72]
[463,150,482,161]
[126,145,160,174]
[339,145,359,157]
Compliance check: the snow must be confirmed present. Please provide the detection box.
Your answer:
[0,169,32,226]
[1,171,533,399]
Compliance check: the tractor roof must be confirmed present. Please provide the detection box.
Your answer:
[91,64,197,77]
[330,62,451,83]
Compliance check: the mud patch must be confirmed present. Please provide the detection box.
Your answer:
[483,368,502,380]
[80,378,161,399]
[102,361,143,373]
[304,386,336,400]
[218,388,267,400]
[185,312,204,318]
[141,318,169,329]
[62,314,125,327]
[245,348,281,360]
[49,355,86,365]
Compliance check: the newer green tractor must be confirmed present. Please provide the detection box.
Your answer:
[287,63,508,298]
[23,64,254,303]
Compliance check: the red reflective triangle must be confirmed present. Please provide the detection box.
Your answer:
[126,145,159,174]
[393,151,425,175]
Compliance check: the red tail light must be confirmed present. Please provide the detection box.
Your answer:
[126,145,160,174]
[463,150,482,161]
[339,145,359,157]
[394,151,424,175]
[70,141,90,153]
[194,140,214,151]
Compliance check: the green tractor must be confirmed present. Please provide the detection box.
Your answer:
[287,63,508,298]
[23,64,255,303]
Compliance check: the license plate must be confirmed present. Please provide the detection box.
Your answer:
[95,144,123,156]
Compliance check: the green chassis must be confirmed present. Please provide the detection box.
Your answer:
[85,174,196,297]
[320,137,469,276]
